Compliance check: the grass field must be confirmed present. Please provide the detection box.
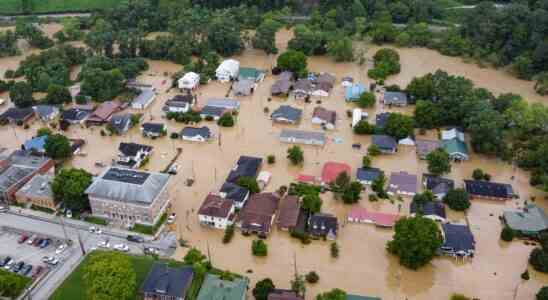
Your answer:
[0,0,123,15]
[49,251,203,300]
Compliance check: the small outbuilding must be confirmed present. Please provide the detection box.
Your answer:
[383,91,408,106]
[345,83,367,102]
[178,72,200,90]
[280,129,326,146]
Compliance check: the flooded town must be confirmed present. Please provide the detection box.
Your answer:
[1,5,548,300]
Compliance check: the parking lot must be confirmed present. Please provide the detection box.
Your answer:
[0,227,72,280]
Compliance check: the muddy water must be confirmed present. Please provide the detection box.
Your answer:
[1,28,548,299]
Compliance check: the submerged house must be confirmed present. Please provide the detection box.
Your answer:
[117,142,153,169]
[163,95,194,114]
[131,87,156,110]
[180,126,211,142]
[141,123,167,138]
[345,83,367,102]
[140,263,194,300]
[293,79,313,99]
[311,107,336,130]
[440,223,475,258]
[382,91,408,106]
[271,105,302,124]
[279,129,325,146]
[347,207,399,227]
[308,213,338,240]
[416,139,441,159]
[464,180,514,201]
[198,194,235,229]
[410,201,446,222]
[216,59,240,82]
[178,72,200,90]
[86,101,123,126]
[503,204,548,237]
[276,195,301,231]
[232,79,255,96]
[321,161,351,185]
[238,67,265,82]
[219,181,250,209]
[239,192,280,237]
[372,135,397,154]
[33,105,59,122]
[108,114,132,135]
[0,107,35,125]
[356,167,382,186]
[197,274,248,300]
[271,72,293,96]
[387,171,417,197]
[226,156,263,183]
[423,174,455,200]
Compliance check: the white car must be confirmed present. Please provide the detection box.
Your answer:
[55,244,67,254]
[66,210,72,218]
[113,244,129,252]
[167,213,176,224]
[49,257,60,266]
[0,205,8,212]
[89,226,102,234]
[97,241,110,249]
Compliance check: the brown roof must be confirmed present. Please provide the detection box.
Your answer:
[312,107,336,124]
[271,79,292,95]
[294,79,312,92]
[316,73,335,85]
[315,81,333,93]
[277,196,300,229]
[416,139,441,158]
[88,101,122,121]
[198,194,233,218]
[240,193,280,232]
[268,291,303,300]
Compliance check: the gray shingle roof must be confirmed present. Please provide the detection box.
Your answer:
[180,126,211,138]
[372,135,397,151]
[271,105,302,123]
[504,204,548,233]
[141,263,194,298]
[383,91,408,105]
[85,167,170,205]
[356,167,382,182]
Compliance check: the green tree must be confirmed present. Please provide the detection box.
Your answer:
[287,145,304,165]
[371,171,387,198]
[537,286,548,300]
[535,72,548,96]
[412,191,435,211]
[217,113,235,127]
[384,113,414,140]
[36,127,52,137]
[252,278,275,300]
[362,156,371,168]
[414,100,442,129]
[51,168,92,211]
[443,189,470,211]
[500,227,515,242]
[317,288,346,300]
[236,176,260,193]
[302,194,322,213]
[184,248,206,265]
[387,216,443,269]
[252,18,281,55]
[354,120,376,135]
[290,273,306,298]
[83,252,136,300]
[426,149,452,175]
[357,92,376,108]
[252,239,268,256]
[44,134,72,160]
[451,294,471,300]
[305,271,319,283]
[9,81,34,108]
[222,224,235,244]
[207,16,242,56]
[330,242,339,258]
[0,269,30,298]
[326,37,354,62]
[277,50,308,77]
[370,22,397,44]
[368,144,381,156]
[45,84,72,105]
[530,248,548,273]
[85,19,115,56]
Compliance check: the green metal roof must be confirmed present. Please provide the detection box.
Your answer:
[442,138,468,156]
[238,67,263,80]
[197,274,248,300]
[346,294,382,300]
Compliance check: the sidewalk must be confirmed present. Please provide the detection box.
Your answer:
[7,207,146,241]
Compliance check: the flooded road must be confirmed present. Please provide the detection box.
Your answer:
[0,28,548,299]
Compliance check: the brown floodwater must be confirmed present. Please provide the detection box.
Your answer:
[0,28,547,299]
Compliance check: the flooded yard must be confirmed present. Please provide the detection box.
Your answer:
[0,28,548,299]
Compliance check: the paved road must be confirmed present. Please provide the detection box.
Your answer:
[0,213,142,300]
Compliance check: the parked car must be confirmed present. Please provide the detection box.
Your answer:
[113,243,129,252]
[33,238,44,247]
[4,259,14,270]
[144,247,159,256]
[27,235,37,245]
[12,261,24,273]
[19,264,32,276]
[39,239,50,248]
[66,210,72,218]
[0,256,11,267]
[126,235,144,243]
[89,226,102,234]
[168,163,178,175]
[41,256,52,263]
[55,244,67,254]
[32,266,44,279]
[18,234,29,244]
[0,205,7,212]
[48,257,59,266]
[97,240,110,248]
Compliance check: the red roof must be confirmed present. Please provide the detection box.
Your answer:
[321,162,351,184]
[347,207,399,227]
[296,174,316,183]
[198,194,233,218]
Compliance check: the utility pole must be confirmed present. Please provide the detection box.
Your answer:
[206,240,212,265]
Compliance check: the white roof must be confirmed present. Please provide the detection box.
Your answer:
[257,171,271,183]
[442,128,465,142]
[398,137,415,146]
[0,98,5,105]
[181,72,199,82]
[216,59,240,73]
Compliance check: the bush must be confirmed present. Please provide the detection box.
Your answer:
[217,113,235,127]
[170,132,179,139]
[236,176,260,193]
[369,194,379,202]
[305,271,319,284]
[368,144,381,156]
[330,242,339,258]
[205,115,214,121]
[353,120,376,135]
[521,269,530,280]
[537,286,548,300]
[443,189,470,211]
[472,168,491,181]
[252,239,268,256]
[450,294,471,300]
[530,248,548,273]
[362,156,372,168]
[84,216,108,226]
[222,224,235,244]
[290,230,311,245]
[287,145,304,165]
[501,227,515,242]
[267,155,276,164]
[357,92,376,108]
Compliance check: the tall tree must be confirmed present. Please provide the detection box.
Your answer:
[51,168,93,211]
[9,81,34,108]
[83,252,137,300]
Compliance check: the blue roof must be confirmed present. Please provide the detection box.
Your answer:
[23,136,47,153]
[356,167,382,182]
[442,223,475,252]
[345,84,367,101]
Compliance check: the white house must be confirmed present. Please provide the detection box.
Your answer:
[117,142,153,169]
[352,108,368,128]
[180,126,211,142]
[178,72,200,90]
[131,88,156,110]
[216,59,240,82]
[198,194,235,229]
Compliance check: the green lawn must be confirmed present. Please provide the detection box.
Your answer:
[49,251,205,300]
[0,0,123,14]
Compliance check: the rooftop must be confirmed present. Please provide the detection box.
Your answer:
[503,204,548,233]
[271,105,302,122]
[132,88,155,107]
[198,194,233,218]
[220,181,249,203]
[141,263,194,298]
[388,171,418,194]
[441,223,475,253]
[356,167,382,182]
[226,156,262,183]
[118,142,153,157]
[142,123,165,133]
[15,174,54,199]
[280,129,326,143]
[383,91,408,105]
[464,180,513,199]
[85,167,170,205]
[181,126,211,138]
[197,274,248,300]
[321,161,351,184]
[410,201,446,219]
[372,135,397,150]
[277,196,301,229]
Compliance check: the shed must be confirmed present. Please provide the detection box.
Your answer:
[383,91,408,106]
[280,129,325,146]
[352,109,368,128]
[257,171,271,190]
[178,72,200,90]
